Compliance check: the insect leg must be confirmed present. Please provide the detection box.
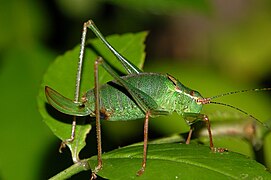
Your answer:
[202,114,227,152]
[85,20,142,74]
[91,57,103,179]
[202,114,228,152]
[96,57,162,113]
[59,21,88,159]
[200,114,214,150]
[183,113,216,150]
[195,114,227,152]
[185,127,194,144]
[95,57,170,175]
[137,111,150,176]
[137,109,169,176]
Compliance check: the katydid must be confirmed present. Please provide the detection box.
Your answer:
[45,19,271,178]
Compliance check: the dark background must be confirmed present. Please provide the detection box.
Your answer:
[1,0,271,179]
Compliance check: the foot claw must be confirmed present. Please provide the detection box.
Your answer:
[90,173,97,180]
[59,141,67,153]
[59,137,75,153]
[211,147,228,153]
[137,167,145,176]
[91,164,102,179]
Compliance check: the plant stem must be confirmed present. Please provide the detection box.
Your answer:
[49,159,91,180]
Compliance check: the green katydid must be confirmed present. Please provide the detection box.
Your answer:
[45,20,271,178]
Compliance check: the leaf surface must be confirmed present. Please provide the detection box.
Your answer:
[38,32,147,160]
[87,143,271,179]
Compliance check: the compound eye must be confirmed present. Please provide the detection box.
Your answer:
[190,90,195,96]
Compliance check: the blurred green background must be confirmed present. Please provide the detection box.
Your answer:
[1,0,271,179]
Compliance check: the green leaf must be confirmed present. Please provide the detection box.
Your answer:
[52,143,271,179]
[38,31,147,161]
[90,144,271,179]
[145,62,271,168]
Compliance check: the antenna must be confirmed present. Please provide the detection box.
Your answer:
[209,101,267,127]
[209,88,271,100]
[200,87,271,128]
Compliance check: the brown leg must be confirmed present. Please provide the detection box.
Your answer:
[205,114,228,152]
[59,116,76,153]
[202,114,227,153]
[91,57,103,179]
[59,19,89,161]
[137,111,150,176]
[201,114,214,151]
[185,128,193,144]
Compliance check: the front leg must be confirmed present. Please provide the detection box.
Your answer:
[185,127,194,145]
[136,111,151,176]
[183,113,227,152]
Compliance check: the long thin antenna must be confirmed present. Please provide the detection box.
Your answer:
[209,101,266,127]
[198,87,271,128]
[209,88,271,100]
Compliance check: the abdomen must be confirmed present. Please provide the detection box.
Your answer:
[84,73,176,121]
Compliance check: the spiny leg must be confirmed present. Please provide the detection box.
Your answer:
[201,114,214,150]
[184,113,226,152]
[59,116,77,152]
[85,20,142,74]
[137,111,151,176]
[91,57,103,179]
[59,20,88,159]
[183,113,199,145]
[95,57,170,175]
[136,110,168,176]
[200,114,227,152]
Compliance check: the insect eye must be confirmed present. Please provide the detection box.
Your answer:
[190,90,195,96]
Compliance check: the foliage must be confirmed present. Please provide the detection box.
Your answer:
[38,32,271,179]
[38,32,147,162]
[52,143,271,179]
[1,0,271,179]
